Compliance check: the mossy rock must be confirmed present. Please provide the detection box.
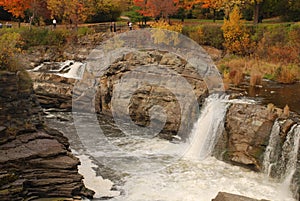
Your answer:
[0,173,18,187]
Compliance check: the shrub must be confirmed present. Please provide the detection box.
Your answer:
[182,24,224,49]
[0,32,23,71]
[201,25,224,49]
[250,71,262,86]
[77,27,95,36]
[0,27,72,49]
[255,24,300,64]
[152,20,183,33]
[45,29,72,46]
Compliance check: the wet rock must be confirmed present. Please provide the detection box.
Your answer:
[214,103,277,171]
[212,192,270,201]
[28,72,76,111]
[0,71,94,200]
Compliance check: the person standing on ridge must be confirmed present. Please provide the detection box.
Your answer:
[53,18,57,29]
[129,22,133,30]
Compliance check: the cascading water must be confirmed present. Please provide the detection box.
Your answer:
[280,125,300,200]
[263,120,281,176]
[45,107,298,201]
[184,94,229,159]
[41,63,297,201]
[263,121,300,200]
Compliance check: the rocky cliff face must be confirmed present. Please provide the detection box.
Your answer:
[0,71,93,200]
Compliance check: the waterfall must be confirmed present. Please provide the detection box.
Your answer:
[263,120,281,176]
[281,125,300,199]
[184,94,229,160]
[263,120,300,200]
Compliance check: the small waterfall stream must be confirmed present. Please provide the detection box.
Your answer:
[281,125,300,199]
[263,120,281,176]
[263,121,300,200]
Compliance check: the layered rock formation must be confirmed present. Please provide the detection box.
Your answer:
[29,71,75,110]
[96,50,208,139]
[0,71,93,200]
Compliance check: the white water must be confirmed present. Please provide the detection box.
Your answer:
[74,96,296,201]
[78,155,120,199]
[184,95,229,159]
[56,62,85,79]
[111,157,295,201]
[281,125,300,196]
[263,120,281,176]
[45,93,297,201]
[30,60,85,80]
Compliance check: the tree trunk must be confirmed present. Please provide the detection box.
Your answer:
[253,1,260,25]
[213,9,216,23]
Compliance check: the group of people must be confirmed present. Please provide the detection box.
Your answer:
[51,18,133,32]
[0,22,12,28]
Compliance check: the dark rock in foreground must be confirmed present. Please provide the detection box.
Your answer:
[0,71,94,200]
[212,192,270,201]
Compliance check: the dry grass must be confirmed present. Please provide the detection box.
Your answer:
[275,65,299,84]
[250,72,262,86]
[217,57,300,86]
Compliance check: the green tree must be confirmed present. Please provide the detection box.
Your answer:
[277,0,300,21]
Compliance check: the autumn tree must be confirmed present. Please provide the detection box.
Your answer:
[177,0,202,21]
[201,0,223,22]
[0,0,32,18]
[134,0,179,22]
[28,0,51,25]
[47,0,93,27]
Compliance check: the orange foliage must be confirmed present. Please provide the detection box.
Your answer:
[0,0,32,18]
[201,0,223,10]
[179,0,202,10]
[133,0,179,18]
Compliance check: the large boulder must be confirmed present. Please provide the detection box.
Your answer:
[97,50,208,139]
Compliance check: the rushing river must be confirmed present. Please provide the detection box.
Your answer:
[45,96,297,201]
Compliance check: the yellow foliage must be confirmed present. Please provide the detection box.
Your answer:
[221,6,254,55]
[151,20,183,46]
[0,32,23,71]
[152,20,183,33]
